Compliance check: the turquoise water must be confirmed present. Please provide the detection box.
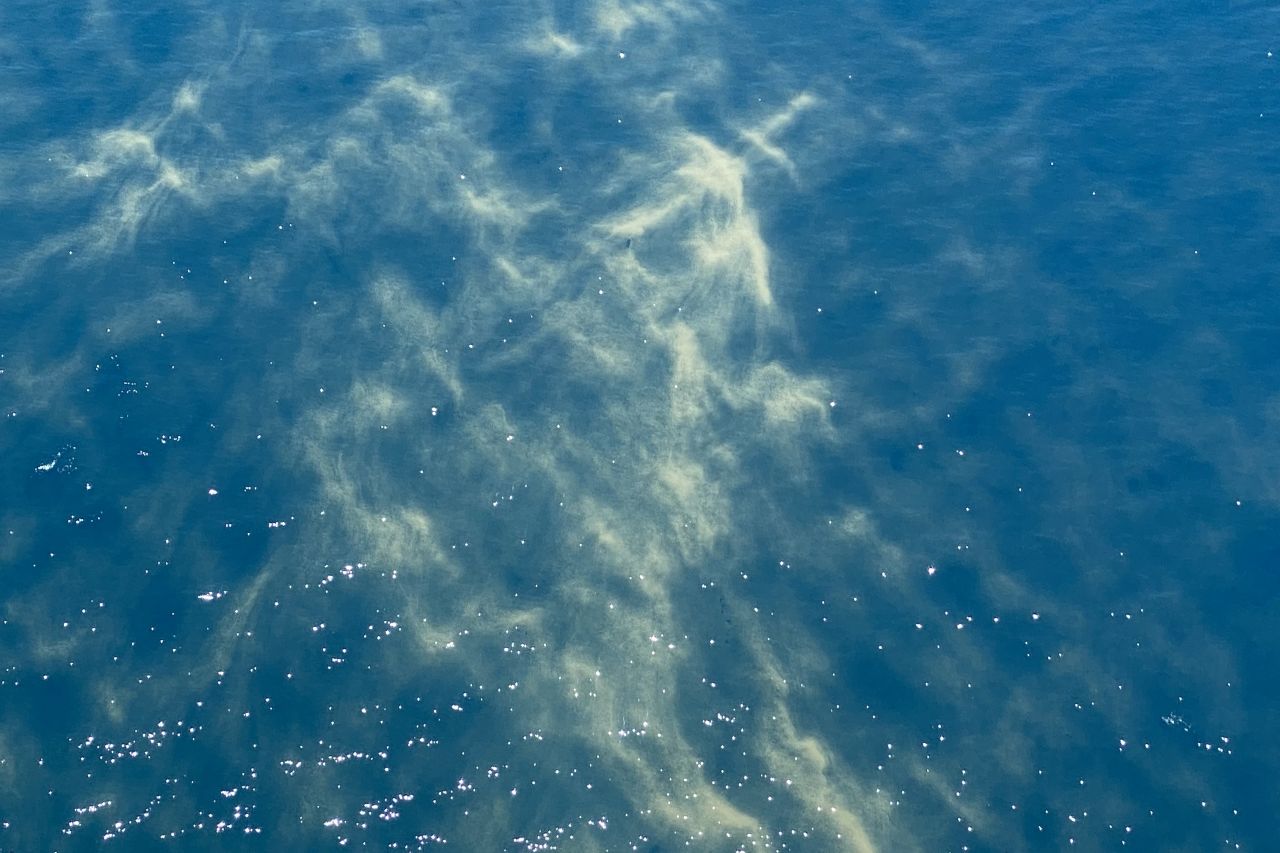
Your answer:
[1,1,1277,850]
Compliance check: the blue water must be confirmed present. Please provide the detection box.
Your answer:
[2,1,1278,850]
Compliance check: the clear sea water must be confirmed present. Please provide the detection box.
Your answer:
[1,1,1277,850]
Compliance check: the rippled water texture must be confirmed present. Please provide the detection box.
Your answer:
[1,1,1278,849]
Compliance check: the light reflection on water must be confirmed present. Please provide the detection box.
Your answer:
[0,0,1277,850]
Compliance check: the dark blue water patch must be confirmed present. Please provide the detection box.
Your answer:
[120,5,185,65]
[476,67,563,184]
[3,3,252,140]
[0,7,121,133]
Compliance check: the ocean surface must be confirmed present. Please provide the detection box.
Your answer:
[1,1,1278,850]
